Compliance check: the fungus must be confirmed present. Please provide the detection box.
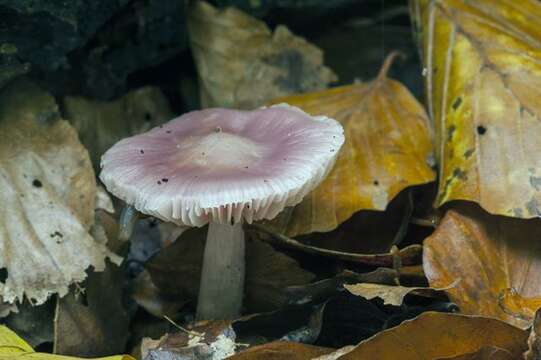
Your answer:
[100,104,344,320]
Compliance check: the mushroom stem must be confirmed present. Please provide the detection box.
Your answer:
[196,221,245,320]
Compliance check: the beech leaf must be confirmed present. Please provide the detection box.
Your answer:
[424,203,541,328]
[187,1,336,109]
[265,54,435,237]
[0,79,120,305]
[412,0,541,218]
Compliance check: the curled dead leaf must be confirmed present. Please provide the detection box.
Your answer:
[266,54,435,236]
[412,0,541,218]
[187,1,336,109]
[344,281,453,306]
[424,203,541,328]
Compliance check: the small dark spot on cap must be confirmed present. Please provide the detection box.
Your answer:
[50,231,63,238]
[215,126,222,133]
[330,149,335,152]
[244,166,249,169]
[452,96,462,111]
[373,180,379,186]
[162,178,168,183]
[477,125,487,135]
[166,130,171,134]
[140,149,144,154]
[202,152,206,156]
[157,180,162,185]
[33,179,42,188]
[264,179,268,182]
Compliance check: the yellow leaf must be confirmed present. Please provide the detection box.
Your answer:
[266,54,435,236]
[0,325,133,360]
[412,0,541,218]
[423,203,541,328]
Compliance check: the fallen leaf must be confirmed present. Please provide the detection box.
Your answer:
[187,1,336,109]
[229,341,334,360]
[63,86,173,169]
[424,203,541,328]
[0,325,133,359]
[252,224,422,267]
[142,321,236,360]
[285,269,398,306]
[525,308,541,360]
[411,0,541,218]
[143,227,315,314]
[0,79,119,305]
[344,282,452,306]
[54,261,130,358]
[265,54,435,236]
[336,312,527,360]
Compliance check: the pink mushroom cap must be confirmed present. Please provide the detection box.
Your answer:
[100,104,344,226]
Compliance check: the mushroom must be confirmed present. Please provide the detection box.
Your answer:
[99,104,344,320]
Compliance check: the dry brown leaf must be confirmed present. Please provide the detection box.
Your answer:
[187,1,336,109]
[411,0,541,218]
[63,87,173,168]
[0,79,119,304]
[424,203,541,328]
[229,341,334,360]
[336,312,527,360]
[344,282,451,306]
[54,262,129,358]
[265,54,435,236]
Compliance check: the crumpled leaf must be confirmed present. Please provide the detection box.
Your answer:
[53,261,129,358]
[187,1,336,109]
[424,203,541,328]
[344,282,452,306]
[265,54,435,236]
[335,312,527,360]
[0,326,132,359]
[142,321,236,360]
[229,341,334,360]
[0,79,119,305]
[412,0,541,218]
[63,86,173,169]
[143,227,315,314]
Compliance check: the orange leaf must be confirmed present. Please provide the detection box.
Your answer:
[337,312,527,360]
[267,54,435,237]
[424,203,541,328]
